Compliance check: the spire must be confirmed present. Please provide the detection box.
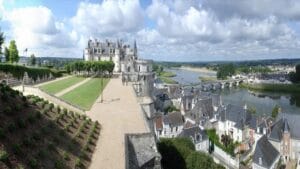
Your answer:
[134,39,137,58]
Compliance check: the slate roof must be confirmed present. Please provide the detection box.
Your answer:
[192,97,213,117]
[163,112,184,127]
[126,133,161,169]
[253,135,279,168]
[269,113,300,141]
[178,126,208,143]
[217,104,257,130]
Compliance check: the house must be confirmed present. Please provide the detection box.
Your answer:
[154,112,185,138]
[178,125,209,152]
[268,113,300,163]
[216,104,257,148]
[252,135,280,169]
[125,133,161,169]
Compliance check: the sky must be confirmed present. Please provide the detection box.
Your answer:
[1,0,300,62]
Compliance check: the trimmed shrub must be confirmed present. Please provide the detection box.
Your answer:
[8,122,17,132]
[12,144,22,155]
[0,128,5,139]
[63,151,70,161]
[0,150,9,162]
[28,158,38,169]
[37,149,47,159]
[75,158,83,168]
[23,137,34,147]
[3,106,12,115]
[16,118,26,129]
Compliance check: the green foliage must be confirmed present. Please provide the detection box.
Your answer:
[28,158,38,169]
[29,54,36,66]
[65,60,115,75]
[0,63,62,81]
[158,138,224,169]
[272,105,280,118]
[0,28,4,56]
[8,40,19,63]
[217,64,236,80]
[0,150,9,162]
[206,129,238,157]
[186,151,224,169]
[164,105,179,112]
[4,47,9,63]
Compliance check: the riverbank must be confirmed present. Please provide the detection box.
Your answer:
[158,71,178,84]
[178,66,216,74]
[241,83,300,93]
[199,76,217,82]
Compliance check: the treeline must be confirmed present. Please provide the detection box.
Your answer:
[158,138,224,169]
[65,61,114,76]
[216,64,272,79]
[289,64,300,83]
[0,63,62,80]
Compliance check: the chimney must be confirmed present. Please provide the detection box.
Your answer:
[259,157,262,165]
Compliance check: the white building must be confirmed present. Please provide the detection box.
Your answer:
[178,125,209,152]
[84,39,138,73]
[154,112,184,138]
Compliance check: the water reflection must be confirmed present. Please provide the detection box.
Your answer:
[167,68,300,115]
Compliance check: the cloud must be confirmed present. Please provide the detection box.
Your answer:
[3,6,76,57]
[71,0,144,37]
[202,0,300,21]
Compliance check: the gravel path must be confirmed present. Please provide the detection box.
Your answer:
[86,77,149,169]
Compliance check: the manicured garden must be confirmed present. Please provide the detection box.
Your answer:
[0,83,101,169]
[61,78,110,110]
[40,76,86,94]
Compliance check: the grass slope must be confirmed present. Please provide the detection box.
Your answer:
[0,83,101,169]
[61,78,110,110]
[40,76,85,94]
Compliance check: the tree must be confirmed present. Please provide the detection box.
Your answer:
[186,152,215,169]
[272,105,280,119]
[0,29,4,62]
[217,64,236,80]
[29,54,36,66]
[4,47,9,63]
[8,40,19,63]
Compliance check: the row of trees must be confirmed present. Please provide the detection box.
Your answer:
[3,40,19,63]
[158,138,225,169]
[0,29,19,63]
[65,61,115,76]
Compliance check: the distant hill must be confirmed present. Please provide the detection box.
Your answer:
[155,58,300,67]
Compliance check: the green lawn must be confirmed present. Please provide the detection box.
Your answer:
[61,78,110,110]
[40,76,85,94]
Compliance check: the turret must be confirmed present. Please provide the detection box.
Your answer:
[134,39,137,59]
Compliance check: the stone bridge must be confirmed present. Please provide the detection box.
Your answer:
[199,78,246,91]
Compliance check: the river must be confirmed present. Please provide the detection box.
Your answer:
[167,68,300,115]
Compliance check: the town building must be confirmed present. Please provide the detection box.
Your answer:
[268,113,300,163]
[215,104,257,150]
[178,125,209,152]
[154,111,185,138]
[252,135,280,169]
[125,133,161,169]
